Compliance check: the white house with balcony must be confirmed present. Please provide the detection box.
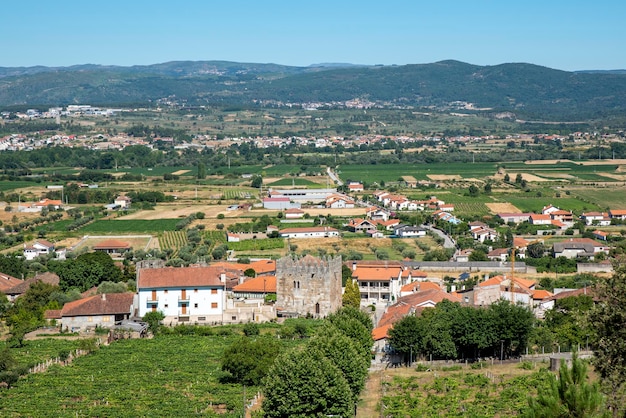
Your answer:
[137,266,227,324]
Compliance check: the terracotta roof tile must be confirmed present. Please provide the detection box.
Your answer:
[6,272,59,295]
[233,276,276,293]
[138,266,226,289]
[0,273,23,293]
[61,293,134,317]
[401,281,441,293]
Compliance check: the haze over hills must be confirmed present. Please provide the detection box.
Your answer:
[1,60,626,121]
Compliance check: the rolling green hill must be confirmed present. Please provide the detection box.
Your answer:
[1,60,626,120]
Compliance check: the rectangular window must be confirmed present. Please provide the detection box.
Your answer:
[198,317,206,321]
[164,290,168,294]
[211,302,218,309]
[194,303,198,308]
[231,316,237,321]
[211,289,218,294]
[194,289,198,293]
[102,316,110,322]
[164,304,169,308]
[87,317,93,322]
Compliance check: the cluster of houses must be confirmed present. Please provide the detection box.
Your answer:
[372,192,455,213]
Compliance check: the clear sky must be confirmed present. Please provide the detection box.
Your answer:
[1,0,624,71]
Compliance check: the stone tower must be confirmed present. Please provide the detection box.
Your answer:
[276,254,342,318]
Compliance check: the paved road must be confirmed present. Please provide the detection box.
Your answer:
[423,224,456,249]
[327,167,343,186]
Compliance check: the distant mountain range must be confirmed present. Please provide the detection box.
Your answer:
[1,60,626,121]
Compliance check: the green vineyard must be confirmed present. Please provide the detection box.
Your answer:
[159,230,188,256]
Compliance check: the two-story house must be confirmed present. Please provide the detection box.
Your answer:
[137,266,227,324]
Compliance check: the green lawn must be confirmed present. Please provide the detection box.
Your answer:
[79,219,180,233]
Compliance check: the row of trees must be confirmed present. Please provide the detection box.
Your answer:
[388,299,534,362]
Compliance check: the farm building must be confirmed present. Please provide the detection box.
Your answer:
[59,293,134,332]
[93,239,131,254]
[279,226,340,239]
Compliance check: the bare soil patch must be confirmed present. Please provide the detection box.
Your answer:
[171,169,191,176]
[427,174,462,181]
[524,159,575,164]
[402,176,417,182]
[596,172,626,180]
[485,202,521,213]
[519,173,550,182]
[579,159,626,166]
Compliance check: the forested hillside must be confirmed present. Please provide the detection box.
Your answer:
[1,60,626,120]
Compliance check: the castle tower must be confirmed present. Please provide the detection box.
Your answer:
[276,254,342,318]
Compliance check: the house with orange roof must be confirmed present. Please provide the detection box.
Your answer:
[137,266,227,324]
[347,218,377,234]
[32,198,63,210]
[113,195,132,210]
[59,293,134,332]
[348,182,364,192]
[0,272,23,294]
[5,272,59,302]
[325,194,355,209]
[93,239,131,254]
[592,230,609,241]
[487,248,509,262]
[400,280,441,297]
[371,288,461,351]
[350,261,412,304]
[609,209,626,220]
[473,275,537,308]
[366,207,391,222]
[232,275,276,299]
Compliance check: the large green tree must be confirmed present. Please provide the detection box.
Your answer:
[221,335,281,386]
[309,324,369,401]
[263,346,354,417]
[589,257,626,416]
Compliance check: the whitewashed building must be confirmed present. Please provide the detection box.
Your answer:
[137,266,227,324]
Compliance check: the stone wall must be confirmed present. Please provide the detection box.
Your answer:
[276,254,342,318]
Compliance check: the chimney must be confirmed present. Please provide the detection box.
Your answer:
[101,293,106,301]
[220,272,226,283]
[352,261,357,271]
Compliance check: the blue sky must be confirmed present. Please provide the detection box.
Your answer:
[1,0,624,71]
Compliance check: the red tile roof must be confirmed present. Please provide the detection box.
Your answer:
[532,289,553,300]
[280,227,339,234]
[61,293,134,317]
[5,272,59,296]
[233,276,277,293]
[0,273,23,293]
[138,266,226,289]
[352,266,401,282]
[401,281,441,293]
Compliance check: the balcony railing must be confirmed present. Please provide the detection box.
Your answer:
[147,297,158,304]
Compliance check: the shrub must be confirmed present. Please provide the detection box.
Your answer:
[243,323,260,336]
